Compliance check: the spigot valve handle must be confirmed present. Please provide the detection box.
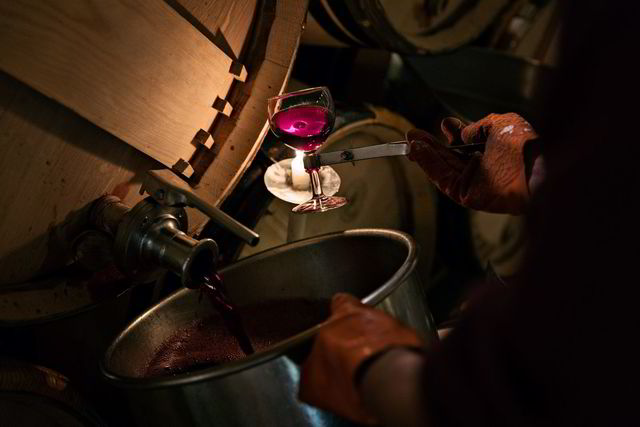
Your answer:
[141,169,260,246]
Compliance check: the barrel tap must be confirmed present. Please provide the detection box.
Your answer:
[90,170,259,287]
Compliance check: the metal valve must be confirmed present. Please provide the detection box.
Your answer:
[91,169,259,287]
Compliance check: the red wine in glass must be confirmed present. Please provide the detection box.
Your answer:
[270,105,332,152]
[267,86,347,213]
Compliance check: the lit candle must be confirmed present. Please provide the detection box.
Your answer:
[291,151,310,190]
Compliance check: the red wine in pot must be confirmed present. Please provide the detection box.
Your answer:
[270,105,333,152]
[145,298,331,377]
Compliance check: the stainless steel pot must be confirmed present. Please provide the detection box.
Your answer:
[102,229,436,427]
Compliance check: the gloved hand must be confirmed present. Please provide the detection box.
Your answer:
[299,293,424,425]
[407,113,539,214]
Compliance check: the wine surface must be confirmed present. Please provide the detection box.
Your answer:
[145,298,330,377]
[271,105,333,152]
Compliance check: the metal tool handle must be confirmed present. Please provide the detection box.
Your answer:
[142,169,259,246]
[303,139,487,169]
[304,141,410,169]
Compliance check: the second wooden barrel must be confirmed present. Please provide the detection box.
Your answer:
[304,0,509,53]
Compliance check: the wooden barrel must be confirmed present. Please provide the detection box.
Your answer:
[0,0,307,321]
[304,0,508,53]
[0,360,105,426]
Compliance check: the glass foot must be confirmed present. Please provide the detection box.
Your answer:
[292,195,347,214]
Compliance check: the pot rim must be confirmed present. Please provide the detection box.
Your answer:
[100,228,418,389]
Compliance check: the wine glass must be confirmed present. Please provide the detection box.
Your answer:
[267,86,347,213]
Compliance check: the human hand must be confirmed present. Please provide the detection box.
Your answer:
[407,113,539,214]
[299,293,423,425]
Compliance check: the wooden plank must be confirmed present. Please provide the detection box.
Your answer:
[221,0,260,57]
[0,0,236,169]
[190,0,308,223]
[175,0,258,59]
[0,72,155,285]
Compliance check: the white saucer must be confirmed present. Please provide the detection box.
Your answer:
[264,158,341,204]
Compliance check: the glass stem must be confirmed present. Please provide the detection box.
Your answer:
[308,168,324,198]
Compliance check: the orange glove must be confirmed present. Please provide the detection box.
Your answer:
[407,113,539,214]
[299,293,424,425]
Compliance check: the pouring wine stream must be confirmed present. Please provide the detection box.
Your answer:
[197,272,254,355]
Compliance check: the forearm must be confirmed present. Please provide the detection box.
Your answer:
[359,348,429,427]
